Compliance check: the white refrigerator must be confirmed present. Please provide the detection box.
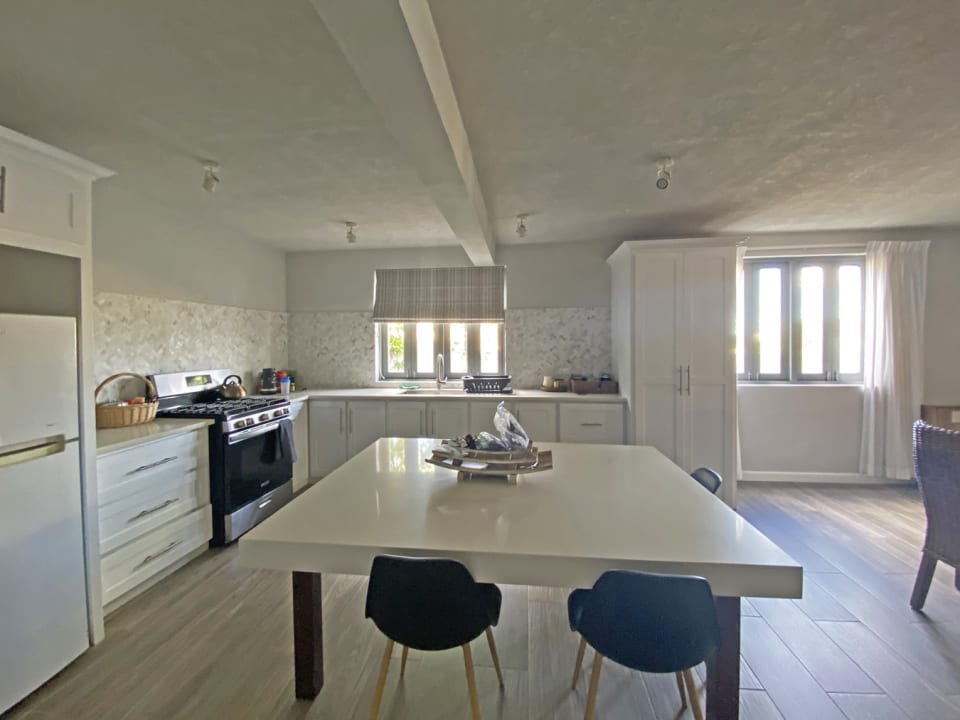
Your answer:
[0,314,89,713]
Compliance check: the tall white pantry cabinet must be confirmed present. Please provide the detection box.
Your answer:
[609,239,739,505]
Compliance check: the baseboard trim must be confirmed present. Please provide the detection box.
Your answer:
[741,470,914,485]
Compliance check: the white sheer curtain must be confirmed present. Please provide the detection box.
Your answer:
[735,245,747,483]
[860,240,930,480]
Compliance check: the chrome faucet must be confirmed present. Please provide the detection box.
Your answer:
[436,353,447,390]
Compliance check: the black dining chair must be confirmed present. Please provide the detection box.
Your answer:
[568,570,722,720]
[691,467,723,495]
[910,421,960,610]
[364,555,504,720]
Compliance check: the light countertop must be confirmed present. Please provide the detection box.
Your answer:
[96,418,214,456]
[266,388,625,403]
[240,439,801,598]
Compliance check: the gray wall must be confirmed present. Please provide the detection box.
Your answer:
[92,182,287,311]
[286,239,619,312]
[924,237,960,404]
[0,244,80,317]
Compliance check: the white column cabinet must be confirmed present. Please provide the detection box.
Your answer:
[610,241,738,504]
[387,401,427,437]
[308,401,347,478]
[346,401,387,457]
[428,400,469,438]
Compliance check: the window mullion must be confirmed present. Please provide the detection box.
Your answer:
[404,323,416,379]
[467,325,481,375]
[825,261,839,381]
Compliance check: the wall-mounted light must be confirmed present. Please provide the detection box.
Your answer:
[201,162,221,193]
[656,158,673,190]
[515,214,528,239]
[345,221,357,244]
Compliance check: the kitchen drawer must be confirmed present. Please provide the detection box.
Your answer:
[98,432,204,502]
[559,403,624,444]
[99,465,203,554]
[101,504,212,605]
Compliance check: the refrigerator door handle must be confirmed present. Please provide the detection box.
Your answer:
[0,435,66,469]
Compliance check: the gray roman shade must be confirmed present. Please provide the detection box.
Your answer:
[372,266,506,323]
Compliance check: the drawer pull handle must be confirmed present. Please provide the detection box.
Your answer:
[258,498,273,510]
[135,540,182,570]
[580,422,604,427]
[127,497,180,523]
[125,456,178,476]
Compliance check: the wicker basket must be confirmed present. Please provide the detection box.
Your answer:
[95,373,159,429]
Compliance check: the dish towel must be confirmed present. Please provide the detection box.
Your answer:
[279,418,298,464]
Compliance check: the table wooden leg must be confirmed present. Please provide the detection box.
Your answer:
[292,571,324,699]
[706,596,740,720]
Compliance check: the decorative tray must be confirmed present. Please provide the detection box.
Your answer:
[426,441,553,483]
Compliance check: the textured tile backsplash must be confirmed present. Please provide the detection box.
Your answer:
[94,294,612,398]
[287,307,612,390]
[505,307,612,388]
[288,311,377,389]
[93,292,288,400]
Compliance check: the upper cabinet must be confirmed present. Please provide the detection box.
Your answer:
[609,240,738,504]
[0,126,113,246]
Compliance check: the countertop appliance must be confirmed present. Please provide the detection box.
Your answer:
[259,367,278,394]
[150,369,293,545]
[1,314,89,714]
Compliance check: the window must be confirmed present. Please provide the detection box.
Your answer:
[738,256,864,382]
[377,322,505,379]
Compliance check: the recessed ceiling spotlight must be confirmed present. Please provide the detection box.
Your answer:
[656,158,673,190]
[201,162,220,193]
[345,221,357,244]
[515,214,528,238]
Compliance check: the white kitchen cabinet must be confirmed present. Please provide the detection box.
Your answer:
[387,401,427,437]
[96,428,211,610]
[428,400,469,438]
[0,149,90,245]
[290,401,310,491]
[347,401,387,457]
[309,400,347,477]
[515,402,559,443]
[559,403,624,444]
[609,241,737,503]
[468,400,512,436]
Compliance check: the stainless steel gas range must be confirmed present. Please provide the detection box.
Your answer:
[150,369,294,545]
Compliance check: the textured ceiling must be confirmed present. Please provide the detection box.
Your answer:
[429,0,960,243]
[0,0,457,250]
[1,1,959,251]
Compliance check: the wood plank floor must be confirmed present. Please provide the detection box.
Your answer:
[5,484,960,720]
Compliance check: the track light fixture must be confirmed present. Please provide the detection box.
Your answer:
[515,214,528,238]
[345,221,357,244]
[656,158,673,190]
[201,162,220,193]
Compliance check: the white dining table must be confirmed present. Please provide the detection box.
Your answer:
[239,438,803,720]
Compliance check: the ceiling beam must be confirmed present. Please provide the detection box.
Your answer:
[310,0,496,265]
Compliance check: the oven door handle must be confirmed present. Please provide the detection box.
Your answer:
[227,421,281,445]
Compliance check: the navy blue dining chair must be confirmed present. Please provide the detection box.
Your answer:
[691,466,723,495]
[364,555,504,720]
[568,570,722,720]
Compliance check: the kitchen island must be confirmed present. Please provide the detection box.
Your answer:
[239,438,802,720]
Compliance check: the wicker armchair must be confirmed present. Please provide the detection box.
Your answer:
[910,421,960,610]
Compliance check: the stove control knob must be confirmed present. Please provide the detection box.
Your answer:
[283,408,290,415]
[259,413,269,422]
[273,410,283,418]
[244,419,254,427]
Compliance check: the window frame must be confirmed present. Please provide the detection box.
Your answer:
[377,322,505,380]
[739,255,865,384]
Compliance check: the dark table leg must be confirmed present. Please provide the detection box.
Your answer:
[706,596,741,720]
[292,571,324,699]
